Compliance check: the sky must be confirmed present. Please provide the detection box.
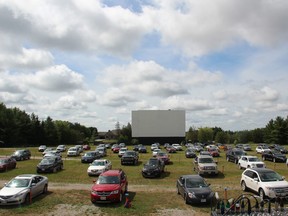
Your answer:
[0,0,288,132]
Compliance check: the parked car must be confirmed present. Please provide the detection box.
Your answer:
[176,175,215,204]
[208,148,220,157]
[96,147,107,157]
[11,149,31,161]
[0,174,48,205]
[194,155,218,176]
[256,146,271,154]
[240,168,288,199]
[43,151,62,158]
[83,144,91,150]
[273,145,288,154]
[156,151,170,164]
[172,143,183,151]
[38,145,47,152]
[166,145,177,153]
[56,145,66,152]
[151,143,159,151]
[36,156,63,173]
[185,148,197,158]
[42,147,54,156]
[226,148,246,164]
[87,159,112,176]
[0,157,17,172]
[262,150,287,163]
[242,144,252,151]
[138,145,147,153]
[90,169,128,203]
[142,158,165,178]
[75,145,83,153]
[118,147,128,157]
[67,147,80,157]
[121,151,139,165]
[112,144,121,153]
[152,149,162,157]
[81,151,101,163]
[238,156,266,169]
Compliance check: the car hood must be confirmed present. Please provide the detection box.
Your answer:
[187,187,213,196]
[261,180,288,187]
[0,187,28,196]
[199,163,216,167]
[88,165,105,170]
[144,164,159,170]
[92,184,120,191]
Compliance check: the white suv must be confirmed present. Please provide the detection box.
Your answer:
[238,156,266,169]
[240,168,288,199]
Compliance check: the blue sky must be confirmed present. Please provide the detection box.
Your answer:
[1,0,288,132]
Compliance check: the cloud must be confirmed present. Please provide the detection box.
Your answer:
[24,65,84,91]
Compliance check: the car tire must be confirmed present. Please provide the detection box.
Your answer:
[259,188,266,200]
[24,193,30,205]
[241,181,247,191]
[43,185,48,194]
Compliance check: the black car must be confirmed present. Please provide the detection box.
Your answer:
[185,148,197,158]
[81,151,101,163]
[142,158,165,178]
[11,149,31,161]
[36,156,63,173]
[226,148,246,164]
[138,145,147,153]
[262,150,287,163]
[176,175,215,204]
[274,146,288,154]
[121,150,139,165]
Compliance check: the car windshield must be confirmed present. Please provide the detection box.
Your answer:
[248,157,260,162]
[125,151,135,156]
[40,158,54,165]
[69,148,76,151]
[6,178,30,188]
[259,171,283,182]
[92,161,105,166]
[97,176,120,184]
[13,151,22,155]
[185,178,208,188]
[157,152,166,156]
[85,152,94,156]
[235,151,245,155]
[147,160,158,166]
[199,158,213,163]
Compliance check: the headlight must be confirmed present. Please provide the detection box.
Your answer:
[265,187,275,191]
[91,190,97,195]
[188,192,196,198]
[111,190,119,194]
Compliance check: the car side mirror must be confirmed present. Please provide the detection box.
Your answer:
[31,183,36,187]
[253,178,259,182]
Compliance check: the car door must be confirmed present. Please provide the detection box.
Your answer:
[177,177,185,197]
[30,177,42,197]
[241,157,248,168]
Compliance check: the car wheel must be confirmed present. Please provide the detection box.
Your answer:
[241,181,247,191]
[238,164,242,169]
[24,193,30,205]
[259,188,266,199]
[43,185,48,194]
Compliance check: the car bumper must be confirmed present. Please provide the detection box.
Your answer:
[37,167,54,173]
[198,170,218,175]
[186,194,215,204]
[91,192,121,203]
[0,194,26,205]
[88,170,104,176]
[142,170,161,178]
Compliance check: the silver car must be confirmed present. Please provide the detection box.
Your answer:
[0,174,48,205]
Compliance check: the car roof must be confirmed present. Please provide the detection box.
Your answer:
[15,174,39,179]
[101,169,122,176]
[198,155,213,158]
[246,168,274,173]
[181,175,204,180]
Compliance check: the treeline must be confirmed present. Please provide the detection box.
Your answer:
[0,103,97,147]
[186,116,288,145]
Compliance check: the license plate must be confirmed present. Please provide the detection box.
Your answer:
[201,199,206,202]
[100,196,106,200]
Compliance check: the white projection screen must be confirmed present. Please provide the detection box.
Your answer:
[132,110,185,137]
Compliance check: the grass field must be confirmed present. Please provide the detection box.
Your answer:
[0,144,287,215]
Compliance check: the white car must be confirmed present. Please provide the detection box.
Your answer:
[240,168,288,199]
[87,159,112,176]
[152,149,162,157]
[67,147,80,156]
[56,145,66,152]
[118,147,128,157]
[255,146,270,154]
[150,143,159,151]
[238,156,266,169]
[0,174,48,205]
[172,144,183,151]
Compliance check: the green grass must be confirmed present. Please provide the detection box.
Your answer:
[0,144,288,215]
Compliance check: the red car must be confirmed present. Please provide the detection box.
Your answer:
[91,169,128,203]
[166,145,176,153]
[156,152,170,164]
[208,148,220,157]
[83,144,91,150]
[0,157,17,172]
[112,145,121,153]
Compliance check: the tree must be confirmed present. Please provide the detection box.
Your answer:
[215,131,229,144]
[186,126,198,143]
[198,127,213,143]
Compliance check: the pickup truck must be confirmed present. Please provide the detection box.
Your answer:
[194,155,218,176]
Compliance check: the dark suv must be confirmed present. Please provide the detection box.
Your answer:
[226,148,246,164]
[36,156,63,173]
[11,149,31,161]
[90,169,128,203]
[121,150,139,165]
